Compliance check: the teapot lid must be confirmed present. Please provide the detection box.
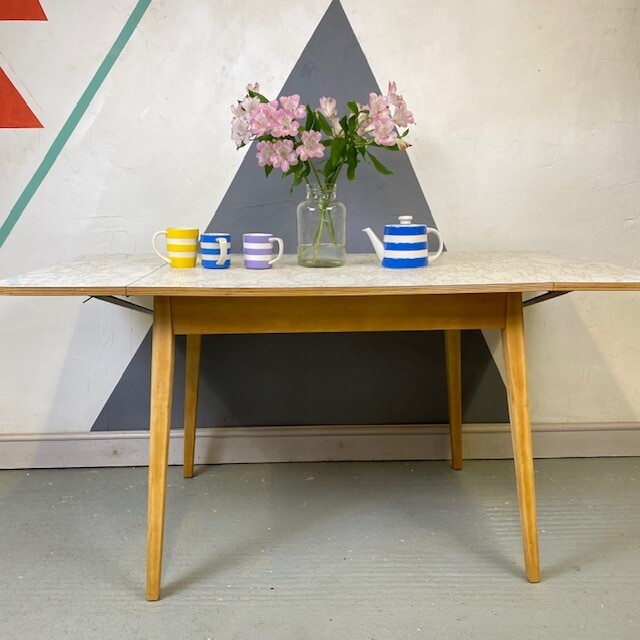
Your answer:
[385,215,425,229]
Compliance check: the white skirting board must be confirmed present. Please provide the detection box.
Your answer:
[1,423,640,469]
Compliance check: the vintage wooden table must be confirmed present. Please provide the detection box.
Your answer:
[1,251,639,600]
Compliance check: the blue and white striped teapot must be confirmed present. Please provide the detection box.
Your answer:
[362,215,444,269]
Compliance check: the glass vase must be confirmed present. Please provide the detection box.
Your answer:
[296,183,346,267]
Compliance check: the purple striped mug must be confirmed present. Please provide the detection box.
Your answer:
[243,233,284,269]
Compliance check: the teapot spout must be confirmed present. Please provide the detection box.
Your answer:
[362,227,384,262]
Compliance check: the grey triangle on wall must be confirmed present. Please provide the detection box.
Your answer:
[92,0,508,432]
[211,0,437,251]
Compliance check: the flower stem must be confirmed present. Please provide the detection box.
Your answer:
[303,163,343,265]
[309,160,323,186]
[312,206,327,262]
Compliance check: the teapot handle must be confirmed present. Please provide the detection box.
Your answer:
[426,228,444,262]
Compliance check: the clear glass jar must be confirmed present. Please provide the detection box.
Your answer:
[296,183,346,267]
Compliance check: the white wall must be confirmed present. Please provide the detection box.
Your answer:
[0,0,639,435]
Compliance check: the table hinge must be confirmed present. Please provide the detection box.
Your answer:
[84,295,153,315]
[523,291,571,307]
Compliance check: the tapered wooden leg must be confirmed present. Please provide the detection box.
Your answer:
[502,293,540,583]
[183,334,201,479]
[146,297,175,601]
[444,330,463,470]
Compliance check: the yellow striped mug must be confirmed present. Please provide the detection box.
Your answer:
[152,227,199,268]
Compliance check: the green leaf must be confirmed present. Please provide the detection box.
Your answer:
[347,100,359,115]
[314,111,334,137]
[367,151,393,175]
[264,165,273,178]
[248,89,269,103]
[305,105,315,131]
[369,141,399,151]
[339,116,348,134]
[330,138,346,165]
[323,156,335,178]
[346,146,358,181]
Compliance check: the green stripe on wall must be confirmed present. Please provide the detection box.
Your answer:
[0,0,152,248]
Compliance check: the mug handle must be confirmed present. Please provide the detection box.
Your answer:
[269,237,284,265]
[152,230,171,264]
[216,237,229,265]
[426,227,444,262]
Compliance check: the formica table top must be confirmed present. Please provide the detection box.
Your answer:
[1,252,639,297]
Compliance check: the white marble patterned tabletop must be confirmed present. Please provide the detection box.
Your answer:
[1,252,639,297]
[0,254,164,295]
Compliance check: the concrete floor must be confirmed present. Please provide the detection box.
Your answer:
[0,459,639,640]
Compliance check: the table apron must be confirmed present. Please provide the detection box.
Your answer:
[168,293,509,335]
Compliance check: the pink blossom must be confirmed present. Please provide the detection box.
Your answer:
[270,139,298,172]
[256,140,275,166]
[331,116,344,137]
[356,112,374,137]
[250,101,279,136]
[246,82,260,93]
[318,96,337,118]
[357,103,392,139]
[279,94,306,119]
[373,118,398,146]
[232,116,251,147]
[392,101,414,127]
[296,130,325,161]
[396,138,412,151]
[241,95,261,114]
[384,81,415,126]
[271,111,300,138]
[231,102,245,118]
[386,81,404,107]
[373,108,393,123]
[368,92,388,117]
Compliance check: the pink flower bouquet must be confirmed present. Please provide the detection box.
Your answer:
[231,81,414,189]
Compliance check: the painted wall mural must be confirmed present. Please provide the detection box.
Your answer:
[0,1,47,21]
[0,0,639,437]
[0,68,42,128]
[93,0,509,430]
[0,0,150,247]
[0,0,46,129]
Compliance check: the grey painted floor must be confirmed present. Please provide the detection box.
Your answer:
[1,459,639,640]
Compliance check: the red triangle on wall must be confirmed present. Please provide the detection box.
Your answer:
[0,0,47,20]
[0,68,43,128]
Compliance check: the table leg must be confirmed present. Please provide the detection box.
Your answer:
[183,334,202,479]
[444,329,463,470]
[502,293,541,583]
[146,297,175,601]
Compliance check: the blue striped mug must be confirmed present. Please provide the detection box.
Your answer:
[363,216,443,269]
[200,233,231,269]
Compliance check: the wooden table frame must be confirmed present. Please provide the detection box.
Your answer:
[146,291,539,600]
[12,251,638,601]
